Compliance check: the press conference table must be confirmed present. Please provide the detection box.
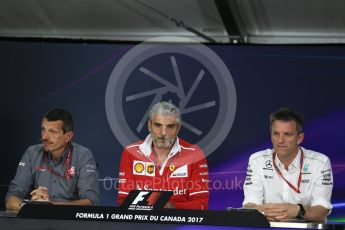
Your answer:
[0,205,344,230]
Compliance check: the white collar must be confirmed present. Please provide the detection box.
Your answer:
[274,148,302,170]
[139,134,181,157]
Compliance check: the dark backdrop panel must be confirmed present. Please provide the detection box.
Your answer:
[1,40,344,221]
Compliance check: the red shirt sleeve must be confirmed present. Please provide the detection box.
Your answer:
[173,148,209,210]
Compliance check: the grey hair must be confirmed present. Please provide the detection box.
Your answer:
[149,101,181,124]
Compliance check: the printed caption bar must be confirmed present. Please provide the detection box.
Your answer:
[17,204,269,227]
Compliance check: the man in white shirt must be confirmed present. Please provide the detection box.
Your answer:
[243,108,333,222]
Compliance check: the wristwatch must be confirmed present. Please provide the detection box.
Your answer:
[296,204,305,219]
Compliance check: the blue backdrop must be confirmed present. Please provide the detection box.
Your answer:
[1,40,344,221]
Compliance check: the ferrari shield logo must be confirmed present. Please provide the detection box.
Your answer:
[169,164,175,172]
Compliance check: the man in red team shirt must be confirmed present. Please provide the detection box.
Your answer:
[118,101,209,210]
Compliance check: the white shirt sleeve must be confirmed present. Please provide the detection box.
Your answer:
[242,154,264,206]
[310,156,333,210]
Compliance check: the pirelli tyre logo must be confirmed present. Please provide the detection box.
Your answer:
[133,161,155,176]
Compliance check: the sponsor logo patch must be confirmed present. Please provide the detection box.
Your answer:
[133,161,155,176]
[170,165,188,178]
[146,163,155,175]
[265,160,272,168]
[303,164,309,173]
[169,164,175,172]
[133,161,145,174]
[199,164,208,168]
[119,178,126,183]
[263,160,273,170]
[68,166,75,176]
